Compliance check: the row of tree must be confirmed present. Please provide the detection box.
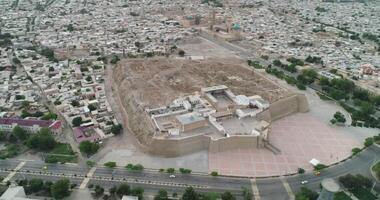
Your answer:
[16,178,72,199]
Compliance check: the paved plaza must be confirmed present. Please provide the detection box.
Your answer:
[209,113,361,177]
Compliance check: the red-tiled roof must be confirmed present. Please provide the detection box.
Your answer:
[0,118,61,129]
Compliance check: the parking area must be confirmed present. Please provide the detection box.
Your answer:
[209,113,361,177]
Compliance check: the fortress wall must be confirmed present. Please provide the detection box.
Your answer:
[147,93,309,156]
[148,134,210,157]
[257,93,309,122]
[209,136,260,153]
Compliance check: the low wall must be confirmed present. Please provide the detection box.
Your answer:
[209,136,260,153]
[148,134,210,157]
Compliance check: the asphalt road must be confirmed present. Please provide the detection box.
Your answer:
[0,145,378,199]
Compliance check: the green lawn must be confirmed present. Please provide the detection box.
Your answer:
[372,161,380,180]
[50,143,75,155]
[0,144,28,159]
[334,192,352,200]
[351,187,377,200]
[45,143,77,163]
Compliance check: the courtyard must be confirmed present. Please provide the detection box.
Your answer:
[209,113,361,177]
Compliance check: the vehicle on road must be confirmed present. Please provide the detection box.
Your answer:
[314,171,321,176]
[301,180,308,184]
[169,175,176,178]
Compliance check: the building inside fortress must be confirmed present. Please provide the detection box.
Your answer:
[145,85,270,146]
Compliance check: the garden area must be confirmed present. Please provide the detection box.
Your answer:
[372,161,380,180]
[250,57,380,128]
[15,178,73,199]
[339,174,377,200]
[334,192,352,200]
[0,126,77,163]
[45,143,77,164]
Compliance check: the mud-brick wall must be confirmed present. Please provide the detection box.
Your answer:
[208,136,260,153]
[148,134,210,157]
[257,93,309,122]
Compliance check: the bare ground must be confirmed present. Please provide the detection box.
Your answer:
[113,57,292,146]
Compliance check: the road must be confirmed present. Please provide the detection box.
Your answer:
[0,145,379,199]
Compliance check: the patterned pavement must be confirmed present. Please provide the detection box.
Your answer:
[209,113,361,177]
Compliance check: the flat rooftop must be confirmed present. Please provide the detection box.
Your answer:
[176,112,204,125]
[221,117,261,135]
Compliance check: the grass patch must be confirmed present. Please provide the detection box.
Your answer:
[334,192,352,200]
[372,161,380,180]
[50,143,75,155]
[351,187,377,200]
[317,92,332,101]
[0,144,28,159]
[202,192,220,200]
[45,143,77,163]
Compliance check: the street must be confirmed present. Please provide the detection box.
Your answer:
[0,145,378,199]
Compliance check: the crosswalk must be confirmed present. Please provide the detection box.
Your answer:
[2,161,26,183]
[79,167,96,189]
[280,177,295,200]
[250,178,261,200]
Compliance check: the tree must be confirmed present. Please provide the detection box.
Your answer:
[109,186,117,196]
[211,171,218,176]
[27,128,57,151]
[79,141,100,156]
[132,164,144,171]
[166,168,175,173]
[87,104,96,111]
[94,185,105,197]
[360,102,375,116]
[314,164,327,171]
[71,100,80,107]
[111,124,123,135]
[116,183,130,197]
[351,148,361,155]
[0,131,6,141]
[43,181,53,195]
[104,162,116,168]
[130,187,144,200]
[72,116,82,127]
[134,41,141,48]
[297,168,305,174]
[41,112,58,120]
[67,24,74,32]
[221,191,236,200]
[179,168,192,174]
[182,187,199,200]
[339,174,372,191]
[12,57,21,64]
[12,126,28,141]
[364,137,374,147]
[51,179,71,199]
[333,112,346,124]
[242,187,252,200]
[178,50,185,57]
[295,187,318,200]
[319,77,330,87]
[110,55,120,64]
[86,160,96,167]
[29,178,44,193]
[154,189,169,200]
[85,75,92,82]
[331,78,355,93]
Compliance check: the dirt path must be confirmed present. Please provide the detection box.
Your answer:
[90,64,147,162]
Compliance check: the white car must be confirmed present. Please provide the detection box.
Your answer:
[301,180,308,185]
[169,175,176,178]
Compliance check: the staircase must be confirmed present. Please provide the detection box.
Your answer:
[264,140,281,155]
